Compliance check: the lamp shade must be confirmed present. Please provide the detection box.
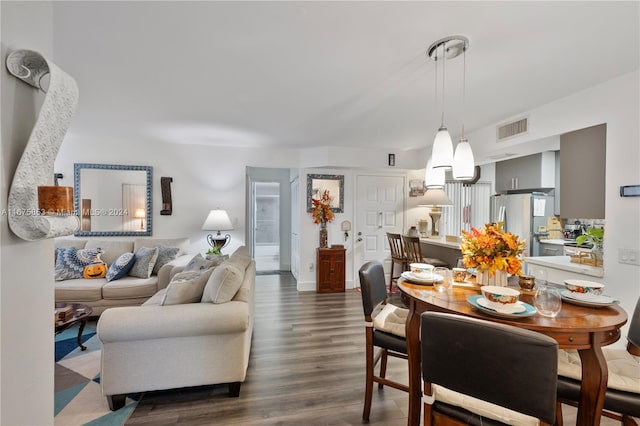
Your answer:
[452,138,475,180]
[431,126,454,169]
[201,209,233,231]
[134,208,146,219]
[424,158,445,189]
[419,189,453,207]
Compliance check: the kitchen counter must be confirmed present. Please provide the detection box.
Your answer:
[420,237,461,250]
[419,237,462,268]
[524,255,604,283]
[538,239,566,245]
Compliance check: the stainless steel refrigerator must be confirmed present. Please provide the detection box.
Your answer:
[489,192,555,257]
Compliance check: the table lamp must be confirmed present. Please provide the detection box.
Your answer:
[202,208,234,253]
[134,208,146,230]
[418,189,452,238]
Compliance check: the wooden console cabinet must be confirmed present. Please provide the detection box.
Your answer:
[316,247,345,293]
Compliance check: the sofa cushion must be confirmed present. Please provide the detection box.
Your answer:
[161,269,215,305]
[134,238,190,256]
[201,262,244,304]
[152,246,180,275]
[55,247,104,281]
[55,278,104,302]
[102,276,158,300]
[106,252,136,282]
[142,288,166,306]
[183,254,218,273]
[84,240,134,266]
[129,247,159,278]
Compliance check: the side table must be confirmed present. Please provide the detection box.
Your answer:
[55,303,93,351]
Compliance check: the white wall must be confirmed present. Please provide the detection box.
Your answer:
[468,70,640,341]
[1,2,56,424]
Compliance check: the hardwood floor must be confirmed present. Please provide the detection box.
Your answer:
[126,272,617,426]
[126,272,408,425]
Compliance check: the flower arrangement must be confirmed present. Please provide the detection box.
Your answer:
[460,222,525,276]
[310,190,335,224]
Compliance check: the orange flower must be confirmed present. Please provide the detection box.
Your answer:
[310,190,335,224]
[460,222,525,277]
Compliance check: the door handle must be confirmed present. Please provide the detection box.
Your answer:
[378,212,383,229]
[356,238,363,242]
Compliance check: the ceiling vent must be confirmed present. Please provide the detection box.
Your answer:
[497,117,528,141]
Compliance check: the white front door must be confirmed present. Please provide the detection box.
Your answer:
[354,175,405,286]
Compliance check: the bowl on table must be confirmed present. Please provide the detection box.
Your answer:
[410,263,434,275]
[481,286,520,308]
[563,279,604,295]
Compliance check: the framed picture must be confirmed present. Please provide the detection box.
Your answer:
[307,174,344,213]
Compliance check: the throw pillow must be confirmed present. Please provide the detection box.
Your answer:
[105,252,136,282]
[152,246,180,275]
[55,247,104,281]
[128,247,159,279]
[161,268,215,305]
[183,253,215,273]
[201,262,244,304]
[83,261,107,279]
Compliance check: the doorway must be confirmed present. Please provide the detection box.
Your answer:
[252,182,280,272]
[246,167,292,274]
[353,175,406,285]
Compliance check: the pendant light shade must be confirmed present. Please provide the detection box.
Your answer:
[425,157,445,189]
[431,126,454,169]
[452,138,475,180]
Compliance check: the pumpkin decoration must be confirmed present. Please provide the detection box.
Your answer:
[83,259,107,279]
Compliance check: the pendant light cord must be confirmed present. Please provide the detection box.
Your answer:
[441,44,446,127]
[461,45,466,137]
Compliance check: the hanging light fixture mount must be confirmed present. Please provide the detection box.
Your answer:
[427,35,469,62]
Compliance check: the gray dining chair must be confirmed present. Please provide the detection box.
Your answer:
[421,311,558,425]
[555,297,640,425]
[358,261,409,421]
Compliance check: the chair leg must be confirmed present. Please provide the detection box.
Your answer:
[388,260,395,293]
[363,342,374,421]
[378,349,388,389]
[622,415,639,426]
[555,401,564,426]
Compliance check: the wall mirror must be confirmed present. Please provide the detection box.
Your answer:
[307,174,344,213]
[74,163,152,236]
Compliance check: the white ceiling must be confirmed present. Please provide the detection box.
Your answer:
[51,1,639,154]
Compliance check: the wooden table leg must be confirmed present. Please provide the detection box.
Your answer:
[77,318,88,351]
[577,333,607,426]
[406,299,421,426]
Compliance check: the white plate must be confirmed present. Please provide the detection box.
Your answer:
[467,295,537,319]
[477,297,527,314]
[560,290,619,307]
[401,271,443,284]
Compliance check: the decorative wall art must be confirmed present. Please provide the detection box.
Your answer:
[306,174,344,213]
[160,177,173,215]
[6,49,80,241]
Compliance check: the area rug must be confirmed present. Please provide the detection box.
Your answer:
[55,321,140,426]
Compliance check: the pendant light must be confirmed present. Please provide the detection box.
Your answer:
[424,157,445,189]
[427,36,470,172]
[453,44,475,180]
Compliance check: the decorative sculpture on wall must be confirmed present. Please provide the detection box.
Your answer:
[160,177,173,215]
[6,49,80,241]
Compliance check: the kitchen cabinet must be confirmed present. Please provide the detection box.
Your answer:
[539,241,564,256]
[316,247,345,293]
[495,152,556,193]
[523,256,604,284]
[560,124,606,219]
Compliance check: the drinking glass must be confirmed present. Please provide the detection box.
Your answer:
[533,283,562,317]
[433,267,452,293]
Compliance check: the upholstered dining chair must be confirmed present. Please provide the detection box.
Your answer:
[386,232,410,292]
[358,261,409,421]
[401,235,448,267]
[421,311,559,425]
[556,297,640,426]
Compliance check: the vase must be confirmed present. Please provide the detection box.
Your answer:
[476,269,508,287]
[592,244,604,267]
[319,222,328,248]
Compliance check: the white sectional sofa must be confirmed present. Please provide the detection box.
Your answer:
[96,246,256,410]
[55,237,192,315]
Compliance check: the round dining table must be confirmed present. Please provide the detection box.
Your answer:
[398,278,628,426]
